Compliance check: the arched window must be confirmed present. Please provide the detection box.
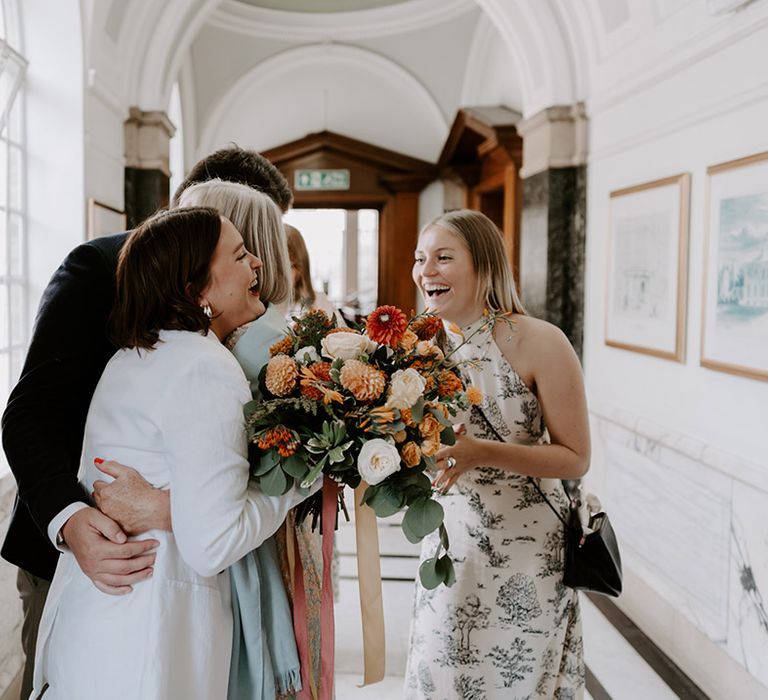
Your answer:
[0,0,27,434]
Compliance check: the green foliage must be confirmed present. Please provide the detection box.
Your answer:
[419,553,456,589]
[403,497,444,538]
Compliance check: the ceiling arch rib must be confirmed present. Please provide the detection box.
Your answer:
[473,0,583,116]
[207,0,475,41]
[196,43,449,163]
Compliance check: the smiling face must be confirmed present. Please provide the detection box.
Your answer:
[412,225,484,327]
[200,217,264,340]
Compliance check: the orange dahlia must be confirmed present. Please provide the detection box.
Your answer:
[339,359,386,402]
[309,361,332,382]
[265,355,298,396]
[437,370,463,398]
[410,314,443,341]
[269,336,293,357]
[466,385,483,405]
[365,305,408,347]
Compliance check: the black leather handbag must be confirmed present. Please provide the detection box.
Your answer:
[531,478,623,597]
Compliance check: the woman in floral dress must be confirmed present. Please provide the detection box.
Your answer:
[405,210,590,699]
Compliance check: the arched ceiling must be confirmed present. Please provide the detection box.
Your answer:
[85,0,598,163]
[233,0,411,11]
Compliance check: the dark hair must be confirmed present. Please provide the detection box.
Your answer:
[172,145,293,212]
[110,207,222,350]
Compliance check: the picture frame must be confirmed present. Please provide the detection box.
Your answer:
[701,151,768,381]
[87,198,126,240]
[605,173,690,361]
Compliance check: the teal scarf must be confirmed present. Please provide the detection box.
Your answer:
[228,539,301,698]
[228,307,301,699]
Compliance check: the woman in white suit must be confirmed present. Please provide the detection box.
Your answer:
[31,206,318,699]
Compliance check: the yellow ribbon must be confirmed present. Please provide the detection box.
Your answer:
[353,482,386,685]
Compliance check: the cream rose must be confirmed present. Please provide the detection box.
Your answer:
[321,332,378,360]
[386,368,426,410]
[357,438,402,485]
[295,345,320,364]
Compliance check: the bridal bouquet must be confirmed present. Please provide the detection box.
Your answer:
[245,306,483,589]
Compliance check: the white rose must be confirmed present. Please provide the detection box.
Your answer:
[321,332,378,360]
[295,345,320,364]
[386,368,426,410]
[357,438,402,485]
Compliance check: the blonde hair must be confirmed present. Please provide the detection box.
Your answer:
[285,224,316,307]
[177,179,291,305]
[421,209,526,315]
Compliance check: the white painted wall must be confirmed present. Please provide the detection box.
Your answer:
[582,2,768,696]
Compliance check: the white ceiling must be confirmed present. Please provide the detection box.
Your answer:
[233,0,411,11]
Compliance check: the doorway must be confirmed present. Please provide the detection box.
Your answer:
[283,208,380,323]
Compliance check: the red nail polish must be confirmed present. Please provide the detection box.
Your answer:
[94,458,104,465]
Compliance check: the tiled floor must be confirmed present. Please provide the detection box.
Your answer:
[332,516,686,700]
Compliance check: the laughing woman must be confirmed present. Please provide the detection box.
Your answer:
[32,207,318,700]
[404,210,589,699]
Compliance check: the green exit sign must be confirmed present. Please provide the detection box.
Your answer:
[294,169,350,191]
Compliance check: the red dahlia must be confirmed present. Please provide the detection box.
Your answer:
[365,305,408,347]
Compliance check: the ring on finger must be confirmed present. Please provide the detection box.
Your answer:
[446,456,457,470]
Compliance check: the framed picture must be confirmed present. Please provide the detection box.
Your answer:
[87,198,126,240]
[605,173,690,361]
[701,151,768,381]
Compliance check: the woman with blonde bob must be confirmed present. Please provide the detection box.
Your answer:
[405,209,589,698]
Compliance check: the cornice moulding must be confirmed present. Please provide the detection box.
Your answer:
[208,0,475,40]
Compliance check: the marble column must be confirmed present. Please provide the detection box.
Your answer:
[124,107,176,228]
[516,104,587,357]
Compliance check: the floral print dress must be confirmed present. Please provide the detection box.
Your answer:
[404,318,584,699]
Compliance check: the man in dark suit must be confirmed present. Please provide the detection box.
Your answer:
[1,145,293,699]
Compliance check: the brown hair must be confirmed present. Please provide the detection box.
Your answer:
[285,224,316,307]
[178,180,291,305]
[110,207,222,350]
[422,209,527,315]
[172,145,293,212]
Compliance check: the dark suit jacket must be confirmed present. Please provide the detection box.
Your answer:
[1,232,128,581]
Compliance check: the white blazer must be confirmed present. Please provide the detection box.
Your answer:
[33,330,315,700]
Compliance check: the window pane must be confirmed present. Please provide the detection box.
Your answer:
[0,141,7,209]
[8,98,21,143]
[0,210,6,273]
[9,212,21,275]
[358,209,379,314]
[9,280,22,342]
[10,345,23,380]
[0,284,8,347]
[8,144,21,209]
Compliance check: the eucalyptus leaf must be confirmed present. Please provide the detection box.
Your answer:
[419,557,442,590]
[259,465,290,496]
[410,397,425,424]
[403,497,444,538]
[282,455,308,479]
[400,516,424,544]
[365,488,402,518]
[440,426,456,446]
[252,450,280,476]
[439,523,450,551]
[439,554,456,587]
